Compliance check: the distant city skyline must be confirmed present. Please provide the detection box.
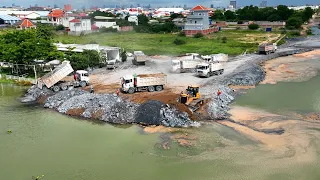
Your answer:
[1,0,320,9]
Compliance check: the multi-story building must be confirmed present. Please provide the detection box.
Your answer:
[230,1,237,9]
[260,1,267,8]
[184,5,218,36]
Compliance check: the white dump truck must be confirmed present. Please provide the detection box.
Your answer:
[196,54,228,78]
[171,53,205,73]
[37,61,90,92]
[106,59,119,69]
[258,43,277,54]
[132,51,147,65]
[120,73,167,94]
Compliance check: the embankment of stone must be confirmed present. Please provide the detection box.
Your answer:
[21,86,200,127]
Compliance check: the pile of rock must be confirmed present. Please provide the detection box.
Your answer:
[135,100,200,127]
[20,85,52,103]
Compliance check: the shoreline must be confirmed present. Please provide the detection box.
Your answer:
[20,36,320,127]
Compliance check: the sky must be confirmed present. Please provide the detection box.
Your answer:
[1,0,319,9]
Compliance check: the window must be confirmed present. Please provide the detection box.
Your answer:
[125,79,132,83]
[190,20,192,23]
[199,13,201,15]
[195,21,197,24]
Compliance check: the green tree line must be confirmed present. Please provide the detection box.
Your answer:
[211,5,314,29]
[0,24,101,70]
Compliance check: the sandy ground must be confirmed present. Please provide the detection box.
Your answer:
[218,105,320,162]
[261,52,319,84]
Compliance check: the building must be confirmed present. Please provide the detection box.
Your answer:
[0,15,21,25]
[172,18,186,29]
[184,5,219,36]
[68,17,91,35]
[230,1,237,9]
[47,9,65,25]
[128,16,138,25]
[15,18,36,29]
[260,1,267,8]
[64,4,72,11]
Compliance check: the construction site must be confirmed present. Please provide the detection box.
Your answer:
[21,34,320,127]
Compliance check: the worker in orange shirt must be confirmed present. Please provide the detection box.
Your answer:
[217,89,222,100]
[116,89,120,96]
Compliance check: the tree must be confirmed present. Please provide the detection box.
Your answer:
[286,16,303,29]
[248,23,260,30]
[224,10,236,20]
[0,27,60,64]
[170,13,184,19]
[210,10,225,21]
[121,51,127,62]
[276,5,294,21]
[302,7,314,22]
[137,14,149,26]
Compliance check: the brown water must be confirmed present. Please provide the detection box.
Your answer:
[1,76,320,180]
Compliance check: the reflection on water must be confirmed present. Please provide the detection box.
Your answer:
[1,83,320,180]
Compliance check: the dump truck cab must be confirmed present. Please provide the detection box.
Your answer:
[121,75,135,92]
[75,70,90,84]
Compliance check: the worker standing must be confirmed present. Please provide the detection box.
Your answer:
[90,85,94,93]
[73,73,77,81]
[217,89,222,100]
[116,89,120,96]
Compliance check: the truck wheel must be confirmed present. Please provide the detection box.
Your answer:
[155,86,163,91]
[128,87,135,94]
[52,86,60,92]
[148,86,155,92]
[61,85,68,91]
[79,81,87,87]
[206,73,210,78]
[219,69,224,75]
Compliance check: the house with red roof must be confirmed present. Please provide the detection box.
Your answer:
[184,5,218,36]
[15,18,36,29]
[47,9,65,25]
[68,17,92,35]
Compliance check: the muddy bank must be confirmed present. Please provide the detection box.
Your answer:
[205,47,314,120]
[21,86,200,127]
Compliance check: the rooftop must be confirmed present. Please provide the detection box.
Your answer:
[0,15,21,21]
[191,5,211,11]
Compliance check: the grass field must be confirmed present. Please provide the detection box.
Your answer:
[54,30,281,56]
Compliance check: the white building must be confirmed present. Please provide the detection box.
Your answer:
[128,16,138,25]
[0,11,49,19]
[69,18,91,35]
[0,15,21,25]
[54,43,121,61]
[95,21,117,28]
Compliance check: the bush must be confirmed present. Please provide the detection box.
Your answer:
[88,40,98,44]
[56,24,65,31]
[290,31,301,37]
[248,23,260,30]
[235,26,241,30]
[173,38,186,45]
[222,36,227,43]
[121,51,127,62]
[100,27,118,33]
[193,32,204,38]
[306,29,312,35]
[178,31,186,37]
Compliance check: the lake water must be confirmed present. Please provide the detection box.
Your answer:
[2,70,320,180]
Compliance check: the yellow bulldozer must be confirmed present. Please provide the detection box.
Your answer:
[179,85,204,112]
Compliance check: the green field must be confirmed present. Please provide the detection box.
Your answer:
[54,30,281,56]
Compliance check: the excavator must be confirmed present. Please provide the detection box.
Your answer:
[179,85,204,112]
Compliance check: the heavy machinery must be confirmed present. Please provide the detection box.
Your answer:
[120,73,167,94]
[258,43,277,54]
[179,86,204,112]
[37,61,90,92]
